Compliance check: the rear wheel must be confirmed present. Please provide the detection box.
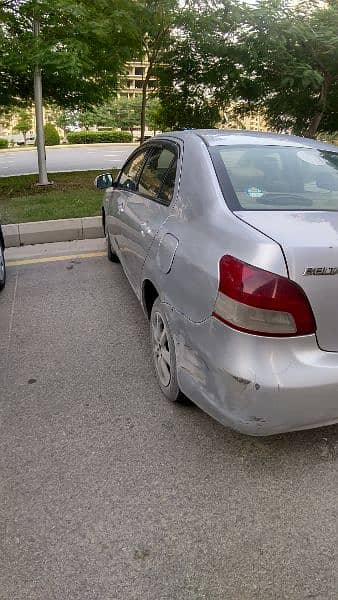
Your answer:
[0,244,6,291]
[150,297,181,402]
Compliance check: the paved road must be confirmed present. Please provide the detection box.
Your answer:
[0,144,137,177]
[1,239,337,600]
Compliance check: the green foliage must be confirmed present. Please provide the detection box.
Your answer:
[157,0,338,137]
[54,109,78,134]
[0,0,143,109]
[13,109,33,143]
[75,96,155,133]
[317,131,338,145]
[44,123,60,145]
[66,130,133,144]
[76,97,142,132]
[146,98,164,132]
[157,93,220,130]
[0,138,9,149]
[134,0,180,141]
[157,1,242,130]
[234,0,338,136]
[108,97,142,132]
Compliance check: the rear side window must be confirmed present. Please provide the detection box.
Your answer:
[138,146,176,203]
[119,149,148,191]
[211,145,338,211]
[159,157,178,204]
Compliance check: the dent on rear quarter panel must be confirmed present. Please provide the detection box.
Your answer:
[144,136,288,323]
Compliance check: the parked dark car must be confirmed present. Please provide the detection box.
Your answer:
[0,225,6,291]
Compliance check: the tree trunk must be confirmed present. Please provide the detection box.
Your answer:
[34,65,49,184]
[140,66,152,144]
[307,75,330,139]
[307,112,324,138]
[33,18,50,185]
[23,132,27,146]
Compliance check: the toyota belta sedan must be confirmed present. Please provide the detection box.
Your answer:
[96,129,338,435]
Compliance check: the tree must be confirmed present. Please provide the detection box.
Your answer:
[78,109,102,131]
[54,108,78,137]
[157,0,338,137]
[146,98,165,134]
[136,0,180,143]
[157,1,242,130]
[0,0,142,182]
[13,109,33,144]
[235,0,338,137]
[110,97,143,135]
[75,96,158,136]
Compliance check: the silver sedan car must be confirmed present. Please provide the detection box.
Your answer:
[96,129,338,435]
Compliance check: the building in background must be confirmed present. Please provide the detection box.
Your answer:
[220,104,272,132]
[119,61,157,99]
[0,105,59,144]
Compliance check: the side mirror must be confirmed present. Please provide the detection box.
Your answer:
[94,173,114,189]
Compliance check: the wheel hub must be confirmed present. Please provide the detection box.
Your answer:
[152,311,171,388]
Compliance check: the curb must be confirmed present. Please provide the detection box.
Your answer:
[3,216,104,247]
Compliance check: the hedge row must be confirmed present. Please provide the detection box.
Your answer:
[66,130,133,144]
[0,138,9,149]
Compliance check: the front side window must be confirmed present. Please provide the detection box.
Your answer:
[212,145,338,211]
[138,146,176,202]
[119,150,148,191]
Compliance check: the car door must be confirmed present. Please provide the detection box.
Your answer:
[106,147,149,259]
[119,142,179,298]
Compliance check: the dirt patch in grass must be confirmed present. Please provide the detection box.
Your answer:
[0,170,118,224]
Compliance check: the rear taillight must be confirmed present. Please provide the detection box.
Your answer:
[213,255,316,337]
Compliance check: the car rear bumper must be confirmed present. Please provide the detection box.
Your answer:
[168,308,338,435]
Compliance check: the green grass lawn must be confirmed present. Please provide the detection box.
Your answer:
[0,170,118,224]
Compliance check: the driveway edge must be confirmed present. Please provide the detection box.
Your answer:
[3,216,104,247]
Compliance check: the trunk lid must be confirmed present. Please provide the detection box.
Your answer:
[236,211,338,351]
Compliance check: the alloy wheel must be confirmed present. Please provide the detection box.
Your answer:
[152,311,171,387]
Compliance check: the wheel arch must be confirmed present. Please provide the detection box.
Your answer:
[142,279,159,319]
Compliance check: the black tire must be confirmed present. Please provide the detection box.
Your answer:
[107,233,119,263]
[150,297,181,402]
[0,244,6,291]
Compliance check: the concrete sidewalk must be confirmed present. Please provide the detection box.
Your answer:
[3,216,104,247]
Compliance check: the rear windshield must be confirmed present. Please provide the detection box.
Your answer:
[211,145,338,211]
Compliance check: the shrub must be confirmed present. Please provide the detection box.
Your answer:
[0,138,9,149]
[44,123,60,146]
[66,130,133,144]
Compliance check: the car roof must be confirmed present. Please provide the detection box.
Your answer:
[154,129,338,152]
